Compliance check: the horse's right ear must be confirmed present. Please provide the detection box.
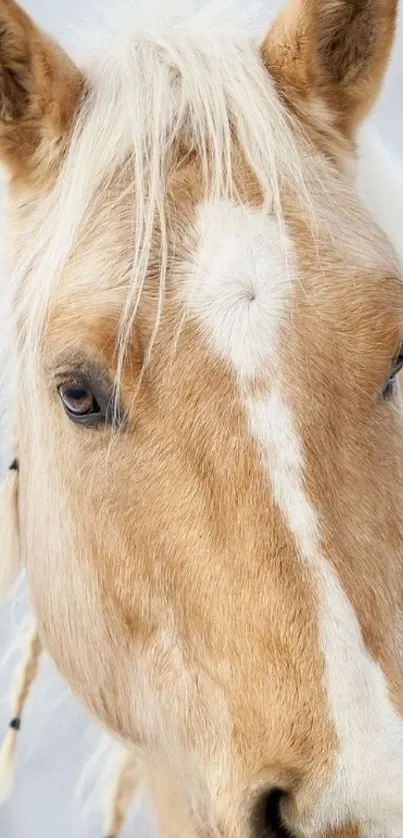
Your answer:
[0,0,84,180]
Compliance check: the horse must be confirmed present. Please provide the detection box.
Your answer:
[1,0,403,834]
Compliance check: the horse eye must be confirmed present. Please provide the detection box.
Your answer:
[383,352,403,400]
[58,382,101,419]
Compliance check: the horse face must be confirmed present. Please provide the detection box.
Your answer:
[2,0,403,834]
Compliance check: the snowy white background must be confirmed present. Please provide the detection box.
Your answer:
[0,1,402,836]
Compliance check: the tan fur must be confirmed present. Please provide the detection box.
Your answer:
[0,0,83,181]
[262,0,397,144]
[0,0,401,836]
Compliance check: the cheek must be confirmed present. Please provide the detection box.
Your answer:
[18,438,134,731]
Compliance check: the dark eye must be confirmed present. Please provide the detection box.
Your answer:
[59,383,99,415]
[383,352,403,400]
[58,380,104,426]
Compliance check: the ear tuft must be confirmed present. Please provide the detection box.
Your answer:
[316,0,379,82]
[0,7,32,123]
[314,0,397,125]
[0,0,84,178]
[263,0,398,140]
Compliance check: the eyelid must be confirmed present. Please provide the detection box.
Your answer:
[63,408,108,429]
[52,355,111,390]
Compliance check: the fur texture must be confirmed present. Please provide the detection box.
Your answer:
[0,0,402,836]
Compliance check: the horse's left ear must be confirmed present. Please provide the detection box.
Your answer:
[262,0,397,141]
[0,0,84,180]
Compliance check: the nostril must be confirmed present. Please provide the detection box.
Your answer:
[264,789,293,837]
[252,787,293,838]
